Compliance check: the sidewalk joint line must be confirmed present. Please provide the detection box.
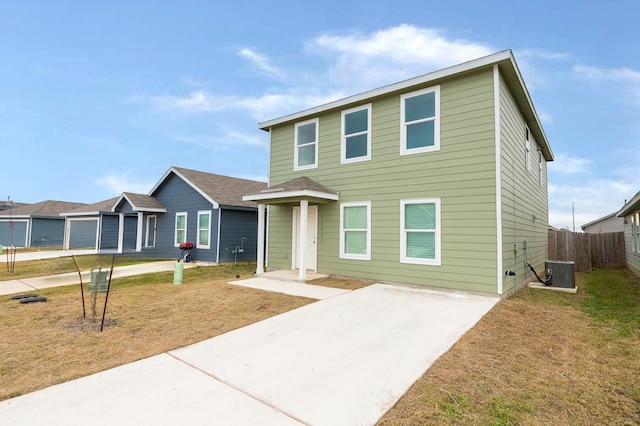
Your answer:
[166,352,311,426]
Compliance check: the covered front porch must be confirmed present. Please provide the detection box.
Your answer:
[243,177,339,281]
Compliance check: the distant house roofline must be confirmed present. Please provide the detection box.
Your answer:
[580,212,620,230]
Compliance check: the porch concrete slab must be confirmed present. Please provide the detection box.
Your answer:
[0,353,303,426]
[172,283,499,426]
[229,277,350,300]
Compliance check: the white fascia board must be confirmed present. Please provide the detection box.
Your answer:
[243,190,339,202]
[258,50,512,130]
[617,191,640,217]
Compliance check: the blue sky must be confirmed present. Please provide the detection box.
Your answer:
[1,0,638,229]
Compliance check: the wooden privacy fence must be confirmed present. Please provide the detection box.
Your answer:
[548,230,626,273]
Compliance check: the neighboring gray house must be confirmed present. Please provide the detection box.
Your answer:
[0,200,86,248]
[144,167,267,263]
[61,197,136,251]
[617,191,640,276]
[61,166,267,263]
[581,212,624,234]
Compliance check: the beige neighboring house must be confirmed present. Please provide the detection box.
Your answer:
[581,212,624,234]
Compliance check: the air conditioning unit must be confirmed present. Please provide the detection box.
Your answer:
[545,260,575,288]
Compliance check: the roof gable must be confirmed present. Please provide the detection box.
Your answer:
[114,192,166,212]
[258,49,552,162]
[150,166,268,208]
[59,197,120,216]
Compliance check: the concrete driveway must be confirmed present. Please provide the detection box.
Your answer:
[0,281,498,425]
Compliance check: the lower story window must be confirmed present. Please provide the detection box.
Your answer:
[197,210,211,249]
[400,198,441,265]
[340,201,371,260]
[175,212,187,247]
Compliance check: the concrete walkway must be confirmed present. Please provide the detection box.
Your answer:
[0,279,499,425]
[3,249,96,262]
[0,261,194,296]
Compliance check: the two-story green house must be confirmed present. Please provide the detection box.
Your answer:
[244,50,553,296]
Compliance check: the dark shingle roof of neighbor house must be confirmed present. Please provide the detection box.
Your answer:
[121,192,165,210]
[0,200,86,217]
[60,197,120,215]
[164,167,268,208]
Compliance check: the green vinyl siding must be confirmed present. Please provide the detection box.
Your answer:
[499,72,549,293]
[268,68,500,293]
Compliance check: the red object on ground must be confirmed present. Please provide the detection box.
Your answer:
[179,242,194,249]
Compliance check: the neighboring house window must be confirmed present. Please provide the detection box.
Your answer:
[294,118,319,170]
[538,150,544,186]
[400,198,441,265]
[174,212,187,247]
[197,210,211,249]
[525,126,532,172]
[341,104,371,163]
[400,86,440,155]
[340,201,371,260]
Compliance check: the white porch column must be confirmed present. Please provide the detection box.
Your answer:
[136,212,144,252]
[117,213,124,254]
[298,200,308,281]
[256,203,265,274]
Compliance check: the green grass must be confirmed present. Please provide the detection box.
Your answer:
[582,268,640,336]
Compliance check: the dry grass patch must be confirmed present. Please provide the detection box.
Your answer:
[379,269,640,425]
[0,263,319,401]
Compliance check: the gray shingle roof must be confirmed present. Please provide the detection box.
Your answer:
[121,192,165,210]
[268,177,337,194]
[0,200,86,217]
[171,167,268,208]
[62,197,120,214]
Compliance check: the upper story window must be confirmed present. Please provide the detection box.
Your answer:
[341,104,371,164]
[525,126,532,172]
[538,150,544,186]
[294,118,319,171]
[400,86,440,155]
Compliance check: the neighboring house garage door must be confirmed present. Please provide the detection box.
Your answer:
[67,219,99,250]
[0,220,29,247]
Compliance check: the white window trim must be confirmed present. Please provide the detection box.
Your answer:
[341,104,372,164]
[145,215,156,248]
[174,212,187,247]
[339,201,371,260]
[400,86,440,155]
[197,210,212,249]
[294,117,319,171]
[400,198,441,266]
[525,126,532,172]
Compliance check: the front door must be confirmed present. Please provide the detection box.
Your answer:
[293,205,317,271]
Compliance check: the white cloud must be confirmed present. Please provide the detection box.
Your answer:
[307,24,494,90]
[126,91,233,114]
[548,179,635,229]
[238,47,284,79]
[516,48,570,61]
[548,154,592,175]
[574,64,640,82]
[95,171,154,195]
[175,129,269,152]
